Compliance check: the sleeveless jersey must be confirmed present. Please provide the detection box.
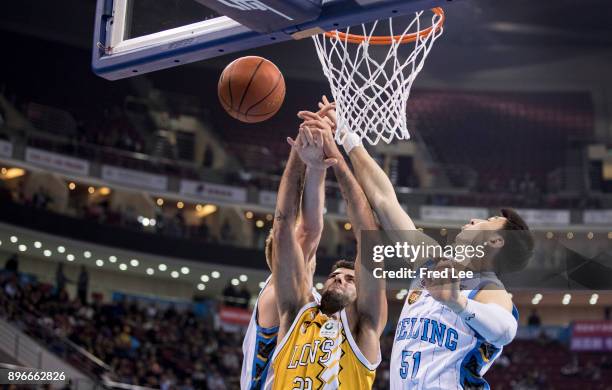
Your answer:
[264,302,380,390]
[241,276,321,390]
[390,273,518,390]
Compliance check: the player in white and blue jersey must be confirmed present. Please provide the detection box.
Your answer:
[240,123,335,390]
[317,97,534,389]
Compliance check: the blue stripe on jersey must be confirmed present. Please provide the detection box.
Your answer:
[459,338,501,390]
[460,280,518,389]
[248,324,279,390]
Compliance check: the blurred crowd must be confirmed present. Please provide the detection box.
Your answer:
[0,268,242,389]
[4,259,612,390]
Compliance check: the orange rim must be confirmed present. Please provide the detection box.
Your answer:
[324,7,445,45]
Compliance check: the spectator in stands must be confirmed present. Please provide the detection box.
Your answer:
[561,355,580,376]
[238,285,251,309]
[527,309,541,327]
[32,187,52,209]
[198,221,210,242]
[55,263,70,296]
[206,366,226,390]
[203,144,214,168]
[77,266,89,304]
[584,360,601,381]
[220,219,233,243]
[222,281,240,307]
[4,254,19,276]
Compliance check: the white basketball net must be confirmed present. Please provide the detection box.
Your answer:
[313,10,444,145]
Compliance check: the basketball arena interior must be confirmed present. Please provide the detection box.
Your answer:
[1,1,612,389]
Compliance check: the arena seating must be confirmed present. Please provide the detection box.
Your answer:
[4,269,611,390]
[406,90,595,189]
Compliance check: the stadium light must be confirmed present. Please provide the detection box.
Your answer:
[196,204,217,218]
[562,294,571,305]
[99,187,111,196]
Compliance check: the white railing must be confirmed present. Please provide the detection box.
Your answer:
[0,317,99,390]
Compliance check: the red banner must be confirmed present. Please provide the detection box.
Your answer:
[219,306,252,326]
[571,321,612,351]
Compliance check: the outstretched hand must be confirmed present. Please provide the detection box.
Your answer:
[317,95,337,132]
[297,110,342,161]
[287,127,337,169]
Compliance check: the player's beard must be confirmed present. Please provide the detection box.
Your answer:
[319,289,349,315]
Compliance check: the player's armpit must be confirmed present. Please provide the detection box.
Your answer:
[256,283,280,329]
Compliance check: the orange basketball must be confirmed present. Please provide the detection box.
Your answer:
[218,56,286,123]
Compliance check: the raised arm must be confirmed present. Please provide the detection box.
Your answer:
[299,111,386,363]
[318,97,440,270]
[318,96,416,231]
[271,140,311,332]
[290,126,334,270]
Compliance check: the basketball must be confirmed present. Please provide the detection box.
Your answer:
[218,56,286,123]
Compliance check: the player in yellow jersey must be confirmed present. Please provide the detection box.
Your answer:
[263,108,387,390]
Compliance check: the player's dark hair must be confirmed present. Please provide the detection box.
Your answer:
[331,259,355,272]
[495,208,534,273]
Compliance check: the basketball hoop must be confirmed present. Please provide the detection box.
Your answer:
[313,8,445,145]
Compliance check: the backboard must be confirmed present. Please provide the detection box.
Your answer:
[92,0,452,80]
